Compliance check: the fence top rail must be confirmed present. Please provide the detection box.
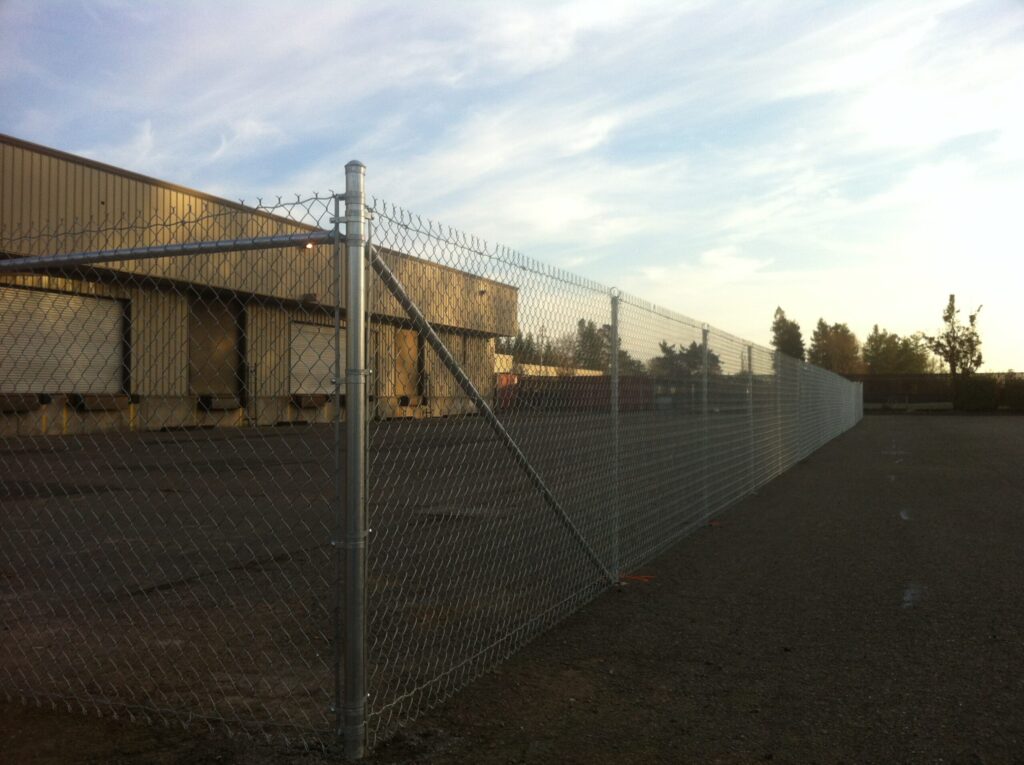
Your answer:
[617,289,706,332]
[0,230,334,272]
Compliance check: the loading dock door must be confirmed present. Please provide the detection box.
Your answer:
[0,286,124,393]
[290,322,344,394]
[189,298,241,397]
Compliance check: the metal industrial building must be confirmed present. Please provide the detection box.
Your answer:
[0,134,517,436]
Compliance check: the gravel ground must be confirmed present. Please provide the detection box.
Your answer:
[3,413,1023,763]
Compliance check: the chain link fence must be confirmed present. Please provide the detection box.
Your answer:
[0,192,345,744]
[0,155,861,755]
[363,196,861,747]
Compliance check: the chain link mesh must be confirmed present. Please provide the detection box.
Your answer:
[1,195,343,746]
[364,201,862,745]
[0,160,861,751]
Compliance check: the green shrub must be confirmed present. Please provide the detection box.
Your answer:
[1003,376,1024,411]
[954,376,999,411]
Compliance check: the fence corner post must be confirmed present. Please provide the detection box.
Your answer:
[343,159,368,760]
[609,287,620,580]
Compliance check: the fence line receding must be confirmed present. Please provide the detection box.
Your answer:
[0,153,862,756]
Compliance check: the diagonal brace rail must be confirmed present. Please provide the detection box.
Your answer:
[367,243,616,585]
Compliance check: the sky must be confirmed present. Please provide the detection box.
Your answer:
[1,0,1022,370]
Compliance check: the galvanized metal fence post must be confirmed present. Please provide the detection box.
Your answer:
[774,351,782,477]
[797,362,804,459]
[747,345,755,493]
[701,324,710,517]
[330,192,345,748]
[343,160,368,759]
[609,288,620,578]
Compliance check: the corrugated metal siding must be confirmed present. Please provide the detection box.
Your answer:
[0,286,123,394]
[247,303,290,398]
[369,324,392,405]
[467,336,496,401]
[0,142,11,241]
[425,330,465,413]
[394,328,419,401]
[371,252,517,336]
[422,332,495,415]
[2,138,518,337]
[132,289,187,396]
[289,322,344,395]
[188,297,240,397]
[0,275,189,398]
[0,272,122,300]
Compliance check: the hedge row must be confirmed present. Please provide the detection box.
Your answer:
[954,376,1024,412]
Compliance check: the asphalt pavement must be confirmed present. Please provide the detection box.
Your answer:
[3,414,1022,764]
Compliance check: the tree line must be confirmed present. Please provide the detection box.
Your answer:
[496,319,647,375]
[496,319,719,379]
[770,295,984,381]
[496,293,985,388]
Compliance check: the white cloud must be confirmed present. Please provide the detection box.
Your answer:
[1,0,1022,368]
[207,118,285,163]
[79,120,159,173]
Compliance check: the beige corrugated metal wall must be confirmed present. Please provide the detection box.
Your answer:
[248,303,290,399]
[420,331,496,417]
[372,252,517,336]
[0,286,123,394]
[426,330,465,415]
[1,137,518,337]
[0,273,188,397]
[394,329,420,402]
[131,288,188,396]
[188,297,240,398]
[369,323,424,417]
[369,323,395,415]
[0,272,122,299]
[1,135,518,431]
[468,336,496,402]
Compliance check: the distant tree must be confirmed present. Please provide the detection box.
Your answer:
[771,307,805,361]
[561,319,645,375]
[649,340,721,378]
[495,332,526,360]
[687,340,722,375]
[861,326,937,374]
[497,331,545,365]
[500,323,643,374]
[649,341,685,379]
[616,347,647,376]
[548,335,576,371]
[575,319,609,371]
[924,294,983,394]
[808,319,863,374]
